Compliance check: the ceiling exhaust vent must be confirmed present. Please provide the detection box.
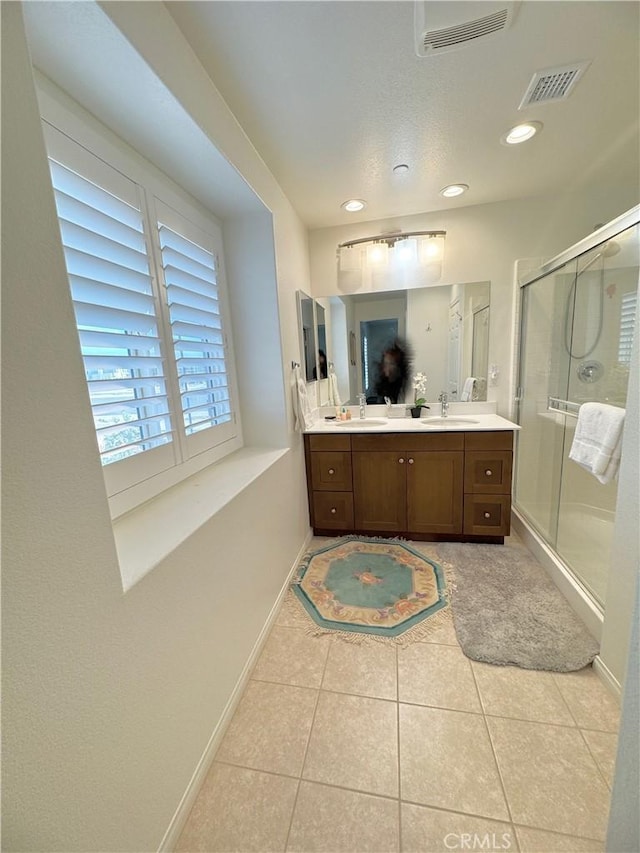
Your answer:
[519,62,591,108]
[415,2,520,57]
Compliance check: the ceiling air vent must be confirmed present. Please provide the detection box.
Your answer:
[415,1,520,57]
[519,62,590,108]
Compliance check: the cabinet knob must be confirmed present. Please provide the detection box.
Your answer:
[331,507,337,514]
[398,457,405,464]
[328,468,335,475]
[485,469,493,476]
[408,458,414,464]
[484,512,491,519]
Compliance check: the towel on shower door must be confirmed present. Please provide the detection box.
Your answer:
[569,402,626,484]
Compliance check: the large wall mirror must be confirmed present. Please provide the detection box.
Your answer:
[323,282,491,405]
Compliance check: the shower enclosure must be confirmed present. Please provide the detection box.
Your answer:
[514,207,639,619]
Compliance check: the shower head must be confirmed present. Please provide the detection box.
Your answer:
[577,240,620,275]
[600,240,620,258]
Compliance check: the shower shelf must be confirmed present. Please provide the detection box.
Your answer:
[547,396,580,418]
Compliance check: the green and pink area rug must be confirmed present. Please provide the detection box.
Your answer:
[288,536,452,644]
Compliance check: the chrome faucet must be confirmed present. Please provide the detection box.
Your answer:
[384,396,392,417]
[358,393,367,419]
[438,392,449,418]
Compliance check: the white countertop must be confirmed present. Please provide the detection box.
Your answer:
[305,412,520,434]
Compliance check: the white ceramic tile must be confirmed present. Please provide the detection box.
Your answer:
[553,669,620,732]
[581,729,618,788]
[287,781,399,852]
[303,691,398,797]
[322,639,397,699]
[401,803,515,853]
[252,626,331,688]
[399,704,509,821]
[176,763,298,852]
[516,825,604,852]
[472,660,575,725]
[487,716,611,840]
[216,680,317,776]
[398,642,481,712]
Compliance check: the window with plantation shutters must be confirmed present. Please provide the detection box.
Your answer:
[49,159,174,468]
[43,122,240,503]
[157,222,232,437]
[618,291,637,366]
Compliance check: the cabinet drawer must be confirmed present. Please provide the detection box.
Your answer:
[310,451,353,491]
[312,491,354,530]
[307,434,351,451]
[351,432,463,452]
[465,431,513,451]
[463,494,511,536]
[464,450,512,494]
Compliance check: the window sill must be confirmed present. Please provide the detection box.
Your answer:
[113,446,289,592]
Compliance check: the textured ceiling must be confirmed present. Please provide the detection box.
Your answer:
[166,0,640,228]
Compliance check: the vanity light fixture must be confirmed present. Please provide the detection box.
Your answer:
[337,230,446,292]
[341,199,367,212]
[502,121,542,145]
[440,183,468,198]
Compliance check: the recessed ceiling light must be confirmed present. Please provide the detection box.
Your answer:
[341,199,366,212]
[393,164,410,174]
[502,121,543,145]
[440,184,468,198]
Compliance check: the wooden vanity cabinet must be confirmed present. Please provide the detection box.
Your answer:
[351,433,464,535]
[304,429,513,541]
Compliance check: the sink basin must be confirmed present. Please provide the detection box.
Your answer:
[421,417,480,426]
[333,418,388,427]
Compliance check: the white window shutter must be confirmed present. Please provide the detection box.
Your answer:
[618,291,637,366]
[48,158,174,469]
[156,214,236,452]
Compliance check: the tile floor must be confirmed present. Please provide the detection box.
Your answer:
[176,537,620,853]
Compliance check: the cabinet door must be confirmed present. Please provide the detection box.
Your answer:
[464,450,512,494]
[406,452,463,534]
[312,491,354,530]
[353,451,407,531]
[310,451,353,491]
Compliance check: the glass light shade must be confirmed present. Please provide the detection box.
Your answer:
[339,245,362,272]
[366,242,389,267]
[393,238,418,266]
[419,236,444,262]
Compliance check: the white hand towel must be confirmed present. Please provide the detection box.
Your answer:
[460,377,476,402]
[292,367,314,431]
[328,372,342,407]
[569,402,626,484]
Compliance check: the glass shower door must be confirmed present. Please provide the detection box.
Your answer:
[516,220,639,610]
[555,223,639,606]
[515,259,576,545]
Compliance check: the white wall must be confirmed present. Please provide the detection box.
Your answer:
[2,4,311,851]
[406,286,451,403]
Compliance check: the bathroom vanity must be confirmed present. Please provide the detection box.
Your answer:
[303,415,518,542]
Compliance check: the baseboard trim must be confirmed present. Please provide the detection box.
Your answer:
[157,529,314,852]
[593,655,622,700]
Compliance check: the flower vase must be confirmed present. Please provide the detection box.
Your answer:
[410,406,422,418]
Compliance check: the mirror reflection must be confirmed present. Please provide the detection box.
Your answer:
[314,302,328,379]
[297,290,316,382]
[323,282,490,406]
